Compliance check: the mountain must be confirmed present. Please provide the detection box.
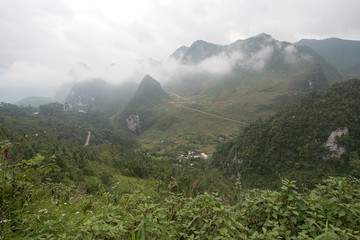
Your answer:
[110,34,347,152]
[295,38,360,74]
[56,34,347,153]
[55,81,77,103]
[170,46,189,60]
[65,79,137,115]
[180,40,223,64]
[2,82,360,240]
[166,33,345,123]
[129,75,168,103]
[116,75,247,151]
[117,75,170,134]
[15,96,56,107]
[213,79,360,189]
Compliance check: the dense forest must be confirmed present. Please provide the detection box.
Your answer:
[1,80,360,239]
[213,79,360,189]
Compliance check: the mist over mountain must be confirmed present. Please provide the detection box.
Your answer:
[8,33,348,141]
[170,46,190,61]
[15,96,56,107]
[159,33,345,124]
[59,33,346,136]
[129,75,168,103]
[129,33,323,84]
[164,33,343,86]
[4,33,354,105]
[181,40,224,64]
[169,33,312,72]
[55,81,77,103]
[295,38,360,74]
[65,78,138,115]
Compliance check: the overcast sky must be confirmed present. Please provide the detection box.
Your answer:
[1,0,360,103]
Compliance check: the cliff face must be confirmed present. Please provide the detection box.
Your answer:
[325,127,349,158]
[126,114,141,134]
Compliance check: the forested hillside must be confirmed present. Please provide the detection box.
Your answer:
[116,75,170,134]
[2,0,360,237]
[1,136,360,239]
[2,77,360,239]
[1,80,360,239]
[213,79,360,189]
[1,35,359,240]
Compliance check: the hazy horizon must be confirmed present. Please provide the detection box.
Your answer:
[1,0,360,103]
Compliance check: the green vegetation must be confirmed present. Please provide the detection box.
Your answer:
[1,79,360,238]
[1,142,360,239]
[0,80,360,239]
[213,79,360,189]
[1,36,360,237]
[115,75,241,151]
[0,102,138,147]
[116,75,170,134]
[54,36,349,153]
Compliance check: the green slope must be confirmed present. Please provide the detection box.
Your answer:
[213,79,360,189]
[116,75,245,152]
[116,75,170,134]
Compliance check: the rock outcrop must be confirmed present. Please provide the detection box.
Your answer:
[126,114,141,134]
[119,75,169,135]
[325,127,349,158]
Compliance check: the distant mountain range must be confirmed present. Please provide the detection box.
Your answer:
[295,38,360,74]
[60,33,352,146]
[165,33,345,122]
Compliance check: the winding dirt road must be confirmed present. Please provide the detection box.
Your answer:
[85,131,91,146]
[179,104,249,125]
[165,90,249,125]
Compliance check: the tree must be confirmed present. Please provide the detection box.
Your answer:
[39,102,64,117]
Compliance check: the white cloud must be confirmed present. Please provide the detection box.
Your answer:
[1,62,67,87]
[0,61,68,102]
[242,45,274,70]
[0,0,359,102]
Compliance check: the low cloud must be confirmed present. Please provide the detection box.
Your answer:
[284,45,313,63]
[0,37,315,103]
[0,62,68,101]
[131,40,312,84]
[240,45,274,70]
[0,0,358,102]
